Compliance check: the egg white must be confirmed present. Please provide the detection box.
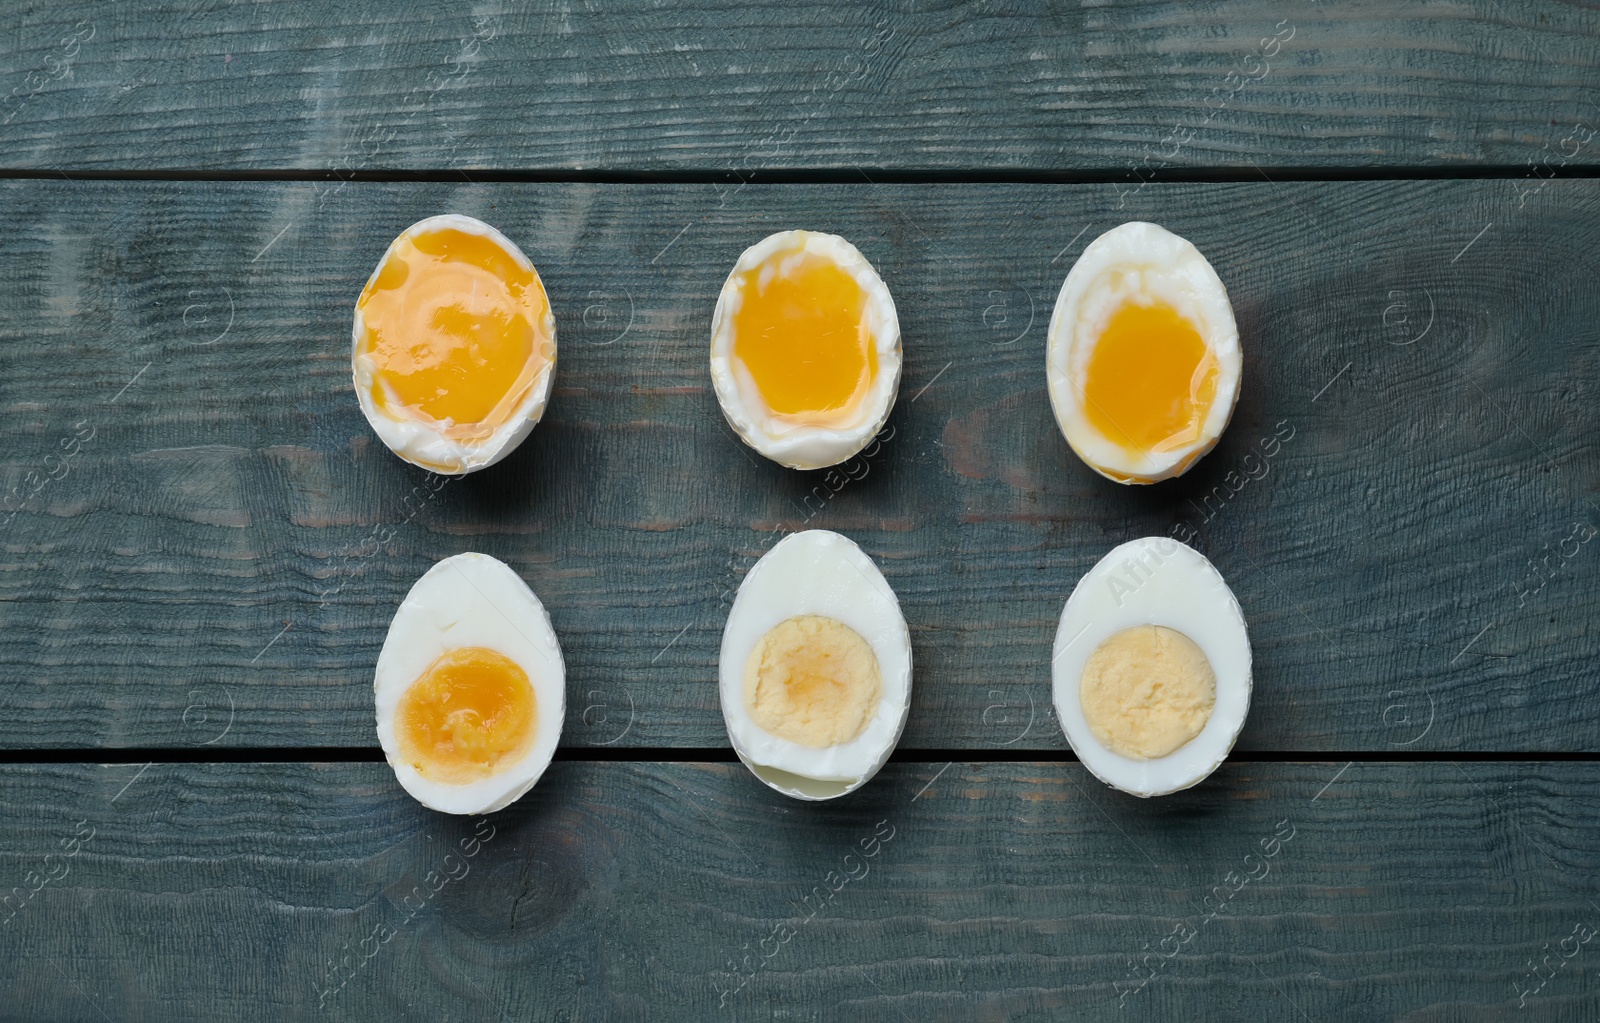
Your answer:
[719,529,911,799]
[709,230,901,470]
[375,552,566,814]
[1046,221,1241,484]
[1051,536,1251,797]
[352,214,558,476]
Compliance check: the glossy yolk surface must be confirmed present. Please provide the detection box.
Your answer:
[743,615,882,748]
[731,250,877,427]
[357,227,550,439]
[396,646,537,784]
[1082,301,1218,457]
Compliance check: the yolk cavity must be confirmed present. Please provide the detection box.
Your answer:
[1079,625,1215,760]
[356,226,551,439]
[396,646,538,784]
[1082,302,1218,457]
[743,615,882,748]
[730,248,877,427]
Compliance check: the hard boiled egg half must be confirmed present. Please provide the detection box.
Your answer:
[720,530,912,800]
[710,230,901,470]
[1052,537,1251,797]
[375,552,565,813]
[1047,221,1241,484]
[353,214,557,475]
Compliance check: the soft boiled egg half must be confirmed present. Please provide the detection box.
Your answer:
[720,529,912,800]
[375,552,565,813]
[1052,537,1251,797]
[1047,221,1241,484]
[710,231,901,470]
[353,214,557,475]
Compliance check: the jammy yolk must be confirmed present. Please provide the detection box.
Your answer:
[396,646,537,785]
[730,250,877,428]
[1082,302,1218,456]
[356,227,551,439]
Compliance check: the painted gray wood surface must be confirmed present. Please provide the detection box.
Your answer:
[0,760,1595,1021]
[0,1,1597,174]
[0,177,1595,751]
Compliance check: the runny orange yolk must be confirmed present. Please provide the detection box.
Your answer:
[1082,301,1219,456]
[356,226,551,439]
[395,646,537,785]
[730,249,877,427]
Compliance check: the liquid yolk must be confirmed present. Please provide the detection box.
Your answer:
[356,227,551,439]
[730,251,877,427]
[396,646,537,785]
[1082,301,1218,457]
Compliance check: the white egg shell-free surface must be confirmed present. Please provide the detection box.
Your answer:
[1046,221,1241,484]
[719,530,912,797]
[1051,536,1251,797]
[352,214,558,476]
[375,552,566,814]
[709,230,901,470]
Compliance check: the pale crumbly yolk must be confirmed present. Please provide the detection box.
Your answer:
[1082,301,1219,458]
[356,226,551,440]
[396,646,538,784]
[743,615,882,748]
[731,248,878,428]
[1079,625,1215,760]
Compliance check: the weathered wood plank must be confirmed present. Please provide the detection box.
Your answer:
[0,178,1595,751]
[0,761,1595,1020]
[0,1,1596,173]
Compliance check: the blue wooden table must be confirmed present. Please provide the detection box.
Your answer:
[1,3,1597,1019]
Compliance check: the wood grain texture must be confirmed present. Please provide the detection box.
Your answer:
[0,1,1596,173]
[0,177,1595,751]
[0,760,1596,1021]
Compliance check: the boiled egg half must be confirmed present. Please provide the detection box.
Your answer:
[1047,221,1241,483]
[353,214,557,474]
[710,230,901,470]
[1052,536,1251,797]
[720,529,912,799]
[375,552,565,813]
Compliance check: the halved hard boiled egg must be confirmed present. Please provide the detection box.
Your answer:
[719,529,912,800]
[375,552,565,813]
[1052,536,1251,797]
[1046,221,1241,484]
[353,214,557,475]
[710,231,901,470]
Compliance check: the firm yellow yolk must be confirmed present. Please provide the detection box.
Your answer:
[730,249,878,427]
[743,615,882,748]
[396,646,537,784]
[356,227,551,439]
[1082,302,1218,457]
[1079,625,1215,760]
